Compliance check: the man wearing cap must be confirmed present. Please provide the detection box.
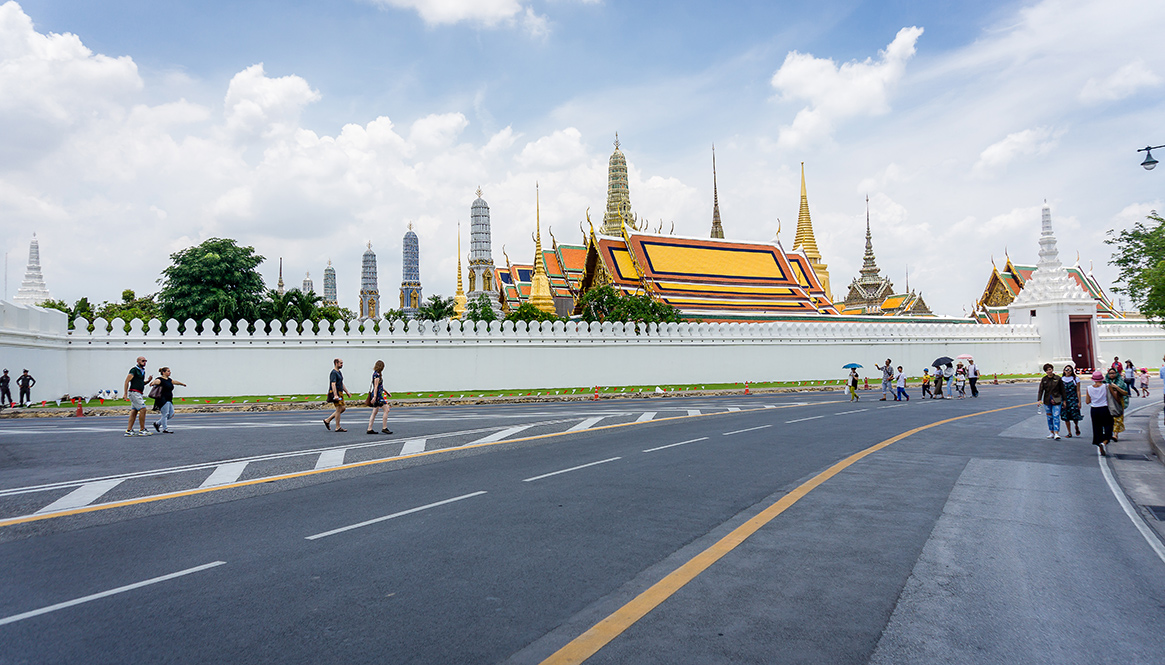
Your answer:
[0,369,11,407]
[16,369,35,407]
[123,356,153,436]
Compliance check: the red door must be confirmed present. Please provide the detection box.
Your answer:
[1069,317,1095,370]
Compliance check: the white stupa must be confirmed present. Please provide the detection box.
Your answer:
[13,234,52,305]
[1009,204,1090,306]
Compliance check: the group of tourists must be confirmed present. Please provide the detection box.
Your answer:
[322,357,393,435]
[0,369,37,407]
[1037,355,1162,456]
[122,356,186,436]
[857,358,980,403]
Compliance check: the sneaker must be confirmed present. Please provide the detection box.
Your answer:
[153,422,160,432]
[162,430,174,434]
[1054,434,1061,440]
[124,430,134,437]
[381,429,393,435]
[1047,433,1055,439]
[138,429,151,436]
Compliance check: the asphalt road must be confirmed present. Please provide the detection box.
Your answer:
[1,385,1163,664]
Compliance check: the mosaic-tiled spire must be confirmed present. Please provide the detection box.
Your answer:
[400,224,422,317]
[323,260,337,306]
[792,163,831,299]
[467,187,501,313]
[360,242,380,320]
[302,271,313,294]
[601,133,633,236]
[859,196,882,282]
[454,221,466,318]
[710,145,724,239]
[277,258,285,296]
[529,184,556,313]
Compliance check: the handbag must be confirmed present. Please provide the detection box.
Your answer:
[147,384,162,399]
[1107,386,1125,417]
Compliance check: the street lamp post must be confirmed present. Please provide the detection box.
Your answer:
[1138,144,1165,170]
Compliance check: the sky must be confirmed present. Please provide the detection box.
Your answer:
[1,0,1163,317]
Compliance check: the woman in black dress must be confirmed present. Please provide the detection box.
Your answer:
[367,360,393,435]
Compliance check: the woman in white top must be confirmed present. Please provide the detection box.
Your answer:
[1084,370,1115,455]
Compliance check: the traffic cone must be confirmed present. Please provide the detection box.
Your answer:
[75,403,84,417]
[744,381,750,395]
[593,386,599,400]
[863,377,870,390]
[993,373,999,385]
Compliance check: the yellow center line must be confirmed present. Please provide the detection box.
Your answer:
[0,400,841,528]
[539,401,1033,665]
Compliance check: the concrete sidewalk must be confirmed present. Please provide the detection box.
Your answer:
[1105,398,1165,545]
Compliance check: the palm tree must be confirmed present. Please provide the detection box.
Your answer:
[417,295,457,321]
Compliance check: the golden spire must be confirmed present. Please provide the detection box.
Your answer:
[792,162,832,300]
[529,183,556,314]
[454,221,467,318]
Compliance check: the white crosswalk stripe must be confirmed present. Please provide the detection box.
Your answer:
[399,439,426,455]
[35,479,125,514]
[314,449,346,469]
[200,462,249,488]
[635,412,656,422]
[567,417,605,432]
[687,409,701,416]
[470,425,534,445]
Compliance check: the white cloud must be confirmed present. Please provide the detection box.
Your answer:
[370,0,523,26]
[408,112,469,148]
[1080,60,1161,103]
[771,26,923,148]
[517,127,586,169]
[223,64,320,140]
[972,127,1061,178]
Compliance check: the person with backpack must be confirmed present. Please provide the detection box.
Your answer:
[323,358,351,432]
[366,360,393,435]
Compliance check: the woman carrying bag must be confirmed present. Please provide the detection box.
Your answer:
[366,360,393,435]
[1084,370,1116,455]
[1105,367,1130,442]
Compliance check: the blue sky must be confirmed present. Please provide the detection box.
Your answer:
[2,0,1163,316]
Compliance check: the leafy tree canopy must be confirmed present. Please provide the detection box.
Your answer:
[576,285,683,325]
[1107,212,1165,321]
[157,238,266,326]
[417,295,457,321]
[504,302,563,324]
[465,295,498,323]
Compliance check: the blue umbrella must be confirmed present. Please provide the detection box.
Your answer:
[842,363,862,369]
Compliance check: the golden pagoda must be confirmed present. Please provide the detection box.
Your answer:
[529,184,557,314]
[792,162,831,300]
[453,221,467,318]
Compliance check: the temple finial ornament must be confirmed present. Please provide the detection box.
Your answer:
[476,186,483,198]
[614,132,620,150]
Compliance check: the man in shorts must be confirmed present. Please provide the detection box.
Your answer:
[323,358,351,432]
[875,358,893,401]
[123,356,153,436]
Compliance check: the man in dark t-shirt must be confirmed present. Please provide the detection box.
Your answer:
[0,370,11,407]
[323,358,351,432]
[123,357,152,436]
[16,370,35,406]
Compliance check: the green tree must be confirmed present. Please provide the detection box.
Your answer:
[157,238,266,329]
[417,295,457,321]
[97,289,159,323]
[576,285,683,325]
[465,295,498,323]
[504,302,562,324]
[1108,212,1165,321]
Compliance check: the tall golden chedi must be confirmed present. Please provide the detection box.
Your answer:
[601,134,637,235]
[529,184,557,313]
[453,221,467,318]
[792,163,831,300]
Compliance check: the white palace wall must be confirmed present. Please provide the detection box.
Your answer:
[2,301,1163,400]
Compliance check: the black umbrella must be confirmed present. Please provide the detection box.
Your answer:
[933,356,954,367]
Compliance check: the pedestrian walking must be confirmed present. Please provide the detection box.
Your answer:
[1124,360,1137,397]
[1105,367,1129,442]
[1060,365,1083,438]
[1160,354,1165,404]
[943,363,955,398]
[0,369,11,407]
[323,358,351,432]
[921,368,932,398]
[1085,370,1114,456]
[955,363,967,398]
[875,359,893,401]
[123,356,152,436]
[1037,363,1064,439]
[894,366,909,401]
[967,358,980,397]
[149,367,186,433]
[1139,368,1150,397]
[366,360,393,435]
[16,369,35,406]
[848,368,860,402]
[1110,357,1122,375]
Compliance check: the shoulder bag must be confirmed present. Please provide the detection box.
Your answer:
[1107,385,1125,417]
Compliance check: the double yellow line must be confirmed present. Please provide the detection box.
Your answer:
[540,402,1031,665]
